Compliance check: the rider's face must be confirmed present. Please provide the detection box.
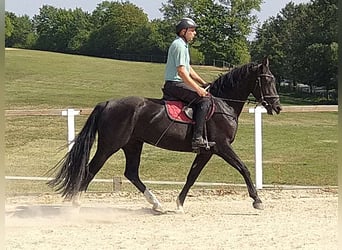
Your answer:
[182,28,196,42]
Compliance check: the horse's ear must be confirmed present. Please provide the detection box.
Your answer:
[262,56,269,67]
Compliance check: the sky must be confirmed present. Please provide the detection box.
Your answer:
[5,0,311,21]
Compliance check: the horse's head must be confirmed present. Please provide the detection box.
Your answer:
[210,57,282,115]
[252,57,282,115]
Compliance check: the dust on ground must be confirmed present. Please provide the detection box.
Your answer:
[5,188,338,250]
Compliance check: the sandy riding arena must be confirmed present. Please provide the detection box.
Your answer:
[5,188,337,249]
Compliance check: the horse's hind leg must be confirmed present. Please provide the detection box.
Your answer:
[72,146,120,206]
[122,140,163,213]
[177,153,213,213]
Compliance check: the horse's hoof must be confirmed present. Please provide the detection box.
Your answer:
[176,197,185,214]
[175,207,185,214]
[253,201,264,210]
[72,201,81,207]
[152,203,165,214]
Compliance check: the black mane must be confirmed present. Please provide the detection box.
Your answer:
[210,62,259,97]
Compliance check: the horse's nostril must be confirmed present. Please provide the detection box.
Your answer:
[275,106,282,114]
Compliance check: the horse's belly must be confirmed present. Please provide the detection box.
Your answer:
[136,119,193,152]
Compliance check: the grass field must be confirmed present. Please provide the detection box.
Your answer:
[4,49,338,194]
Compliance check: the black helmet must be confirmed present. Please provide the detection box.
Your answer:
[176,18,198,34]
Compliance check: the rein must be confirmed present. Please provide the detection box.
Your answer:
[213,96,257,104]
[155,70,280,146]
[209,73,279,105]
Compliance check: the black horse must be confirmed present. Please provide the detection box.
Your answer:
[49,57,281,212]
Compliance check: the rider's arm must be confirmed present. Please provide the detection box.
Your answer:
[189,66,207,86]
[177,66,207,97]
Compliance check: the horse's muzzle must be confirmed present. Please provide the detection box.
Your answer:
[262,100,282,115]
[273,104,282,114]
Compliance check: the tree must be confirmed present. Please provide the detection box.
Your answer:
[161,0,262,65]
[161,0,195,22]
[33,5,91,53]
[149,19,174,54]
[300,0,338,90]
[5,12,36,48]
[249,17,282,70]
[5,13,14,41]
[250,2,308,79]
[85,1,150,58]
[250,0,337,93]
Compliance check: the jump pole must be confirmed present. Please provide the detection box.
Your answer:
[249,106,267,190]
[62,109,80,151]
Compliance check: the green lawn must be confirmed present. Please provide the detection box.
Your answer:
[4,49,338,194]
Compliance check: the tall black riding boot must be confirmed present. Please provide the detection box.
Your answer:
[192,100,215,152]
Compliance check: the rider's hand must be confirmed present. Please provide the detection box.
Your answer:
[202,83,211,89]
[197,87,208,97]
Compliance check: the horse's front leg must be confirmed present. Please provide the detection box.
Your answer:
[218,145,263,210]
[177,153,213,213]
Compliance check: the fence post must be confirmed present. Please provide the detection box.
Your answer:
[249,106,267,189]
[62,109,80,151]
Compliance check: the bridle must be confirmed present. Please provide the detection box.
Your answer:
[255,73,280,107]
[209,73,279,105]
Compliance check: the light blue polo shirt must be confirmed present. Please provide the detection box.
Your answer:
[164,36,190,82]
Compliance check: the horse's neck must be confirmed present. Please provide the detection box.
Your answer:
[229,102,245,117]
[211,77,254,118]
[214,86,250,118]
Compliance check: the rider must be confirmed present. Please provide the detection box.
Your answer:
[163,17,215,152]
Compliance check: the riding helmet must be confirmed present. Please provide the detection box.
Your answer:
[176,18,198,34]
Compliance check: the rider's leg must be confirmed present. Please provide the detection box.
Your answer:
[192,98,215,151]
[162,81,215,151]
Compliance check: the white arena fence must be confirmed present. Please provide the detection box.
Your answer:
[5,105,337,190]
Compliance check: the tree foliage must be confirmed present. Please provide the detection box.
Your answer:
[33,5,91,52]
[250,0,337,91]
[161,0,262,65]
[5,0,338,97]
[5,12,36,48]
[5,0,262,65]
[85,1,150,57]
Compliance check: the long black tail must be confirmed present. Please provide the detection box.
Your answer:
[48,101,108,199]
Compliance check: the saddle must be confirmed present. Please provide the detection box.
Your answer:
[164,100,215,124]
